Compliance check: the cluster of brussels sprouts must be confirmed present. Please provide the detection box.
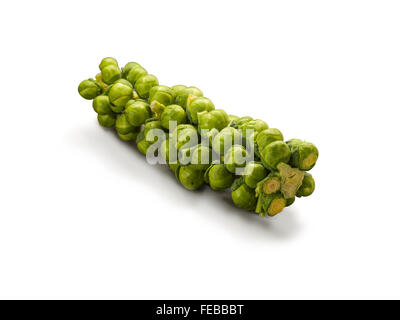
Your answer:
[78,58,319,217]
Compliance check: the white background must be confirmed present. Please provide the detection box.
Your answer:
[0,0,399,299]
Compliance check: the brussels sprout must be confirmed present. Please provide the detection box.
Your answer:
[115,113,141,141]
[78,79,102,100]
[126,65,148,85]
[235,116,253,126]
[177,165,205,190]
[97,113,116,128]
[286,138,302,150]
[286,197,295,207]
[136,131,152,155]
[135,120,164,156]
[114,78,133,88]
[256,192,286,217]
[198,109,229,132]
[78,58,320,216]
[149,85,175,106]
[204,164,235,191]
[134,74,159,99]
[189,145,211,170]
[186,97,215,124]
[160,104,187,130]
[231,178,257,211]
[296,172,315,197]
[143,118,164,144]
[243,162,268,189]
[287,139,319,171]
[170,124,198,151]
[108,81,133,112]
[238,119,269,138]
[125,100,150,126]
[277,163,305,199]
[171,85,187,100]
[99,57,121,84]
[99,57,118,70]
[224,145,249,173]
[122,62,140,78]
[118,131,139,141]
[92,95,113,115]
[211,127,242,156]
[256,128,284,151]
[260,141,291,170]
[256,172,281,196]
[175,86,203,110]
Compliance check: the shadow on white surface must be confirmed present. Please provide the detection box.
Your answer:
[66,122,302,240]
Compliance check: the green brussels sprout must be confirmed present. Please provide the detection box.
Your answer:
[286,197,295,207]
[170,124,199,151]
[204,164,235,191]
[197,109,229,132]
[126,65,148,85]
[135,74,159,99]
[235,116,253,127]
[125,100,150,126]
[149,85,175,106]
[256,172,281,196]
[108,81,133,112]
[211,127,242,156]
[189,145,211,170]
[175,86,203,110]
[243,162,267,189]
[256,192,286,217]
[135,120,164,156]
[256,128,284,151]
[186,97,215,124]
[118,131,140,141]
[296,172,315,197]
[114,78,133,88]
[171,85,187,100]
[231,178,257,211]
[99,57,118,70]
[287,139,319,171]
[99,57,121,84]
[286,138,302,150]
[92,95,113,115]
[277,163,305,199]
[143,118,164,144]
[97,113,116,128]
[136,131,152,155]
[224,145,249,173]
[122,62,140,78]
[238,119,269,138]
[177,165,205,190]
[78,79,102,100]
[160,104,187,130]
[115,113,141,140]
[260,141,291,170]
